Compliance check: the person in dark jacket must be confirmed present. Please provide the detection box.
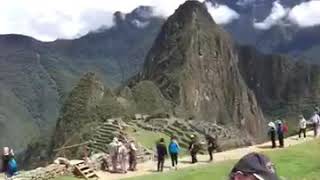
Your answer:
[277,122,284,148]
[206,135,217,161]
[128,140,137,171]
[269,127,276,148]
[156,138,167,172]
[188,135,199,164]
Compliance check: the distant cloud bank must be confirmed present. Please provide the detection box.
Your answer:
[1,0,319,41]
[253,0,320,30]
[205,2,240,25]
[288,1,320,27]
[253,1,288,30]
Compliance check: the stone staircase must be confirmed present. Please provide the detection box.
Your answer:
[74,161,98,179]
[88,119,153,162]
[89,119,125,153]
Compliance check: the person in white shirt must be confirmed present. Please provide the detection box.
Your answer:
[109,137,121,172]
[310,112,320,137]
[298,115,307,138]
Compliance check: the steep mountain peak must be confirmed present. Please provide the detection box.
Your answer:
[142,0,228,80]
[172,0,214,23]
[139,0,265,140]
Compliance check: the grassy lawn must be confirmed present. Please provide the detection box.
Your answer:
[125,139,320,180]
[53,177,79,180]
[126,127,171,150]
[53,139,320,180]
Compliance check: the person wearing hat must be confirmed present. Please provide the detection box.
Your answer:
[1,147,10,173]
[1,147,17,179]
[188,135,199,164]
[267,122,276,148]
[229,152,279,180]
[298,115,307,139]
[310,111,320,137]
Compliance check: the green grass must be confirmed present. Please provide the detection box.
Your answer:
[126,127,171,150]
[53,176,79,180]
[53,140,320,180]
[125,139,320,180]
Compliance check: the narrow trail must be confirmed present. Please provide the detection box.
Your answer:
[97,131,317,180]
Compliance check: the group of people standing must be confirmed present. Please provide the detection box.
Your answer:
[0,147,18,180]
[268,108,320,148]
[297,110,320,139]
[155,135,218,172]
[268,120,288,148]
[108,137,137,173]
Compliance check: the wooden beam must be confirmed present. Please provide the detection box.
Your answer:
[53,141,92,152]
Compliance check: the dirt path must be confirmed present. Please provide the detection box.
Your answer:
[97,131,317,180]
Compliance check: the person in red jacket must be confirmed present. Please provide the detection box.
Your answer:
[283,121,289,135]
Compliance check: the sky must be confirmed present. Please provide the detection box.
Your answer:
[0,0,320,41]
[0,0,239,41]
[254,0,320,30]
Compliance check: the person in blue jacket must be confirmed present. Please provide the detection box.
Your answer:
[1,147,18,179]
[168,136,180,170]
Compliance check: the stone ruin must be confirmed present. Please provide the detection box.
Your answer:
[10,158,76,180]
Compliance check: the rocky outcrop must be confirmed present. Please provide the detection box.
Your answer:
[138,1,266,140]
[237,46,320,115]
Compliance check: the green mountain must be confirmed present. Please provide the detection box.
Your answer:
[132,1,266,140]
[0,8,163,152]
[2,0,320,167]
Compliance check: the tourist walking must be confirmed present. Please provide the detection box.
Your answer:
[298,115,307,138]
[206,135,217,161]
[156,138,167,172]
[268,122,276,148]
[128,140,137,171]
[168,136,180,170]
[188,135,199,164]
[311,111,320,137]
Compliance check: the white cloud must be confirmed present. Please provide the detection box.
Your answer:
[0,0,188,41]
[131,19,150,28]
[253,1,288,30]
[205,2,240,25]
[236,0,256,7]
[288,1,320,27]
